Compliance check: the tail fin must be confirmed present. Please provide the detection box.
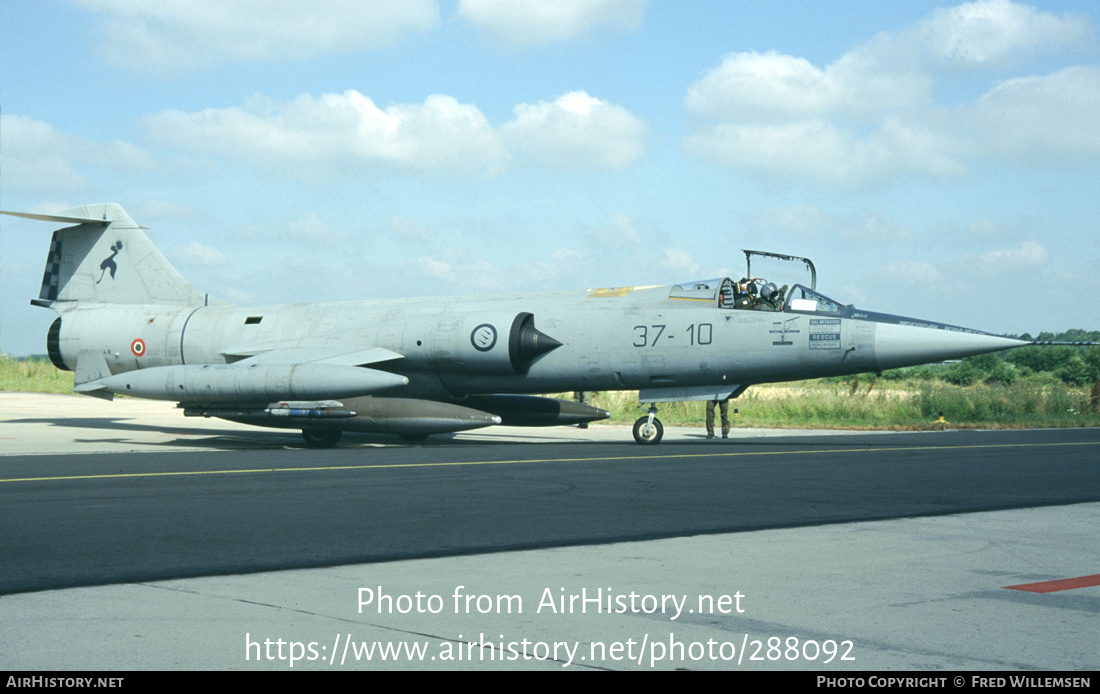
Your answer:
[2,203,217,308]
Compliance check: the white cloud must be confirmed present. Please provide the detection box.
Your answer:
[228,212,351,248]
[750,205,833,236]
[408,247,589,295]
[397,212,669,294]
[414,251,505,291]
[551,247,584,265]
[966,219,1007,238]
[843,213,912,244]
[683,47,952,187]
[0,117,86,192]
[279,212,349,246]
[144,90,645,178]
[132,200,205,223]
[965,66,1100,165]
[682,0,1096,189]
[144,91,509,179]
[0,114,156,193]
[910,0,1092,70]
[749,206,912,244]
[387,217,436,243]
[587,212,642,248]
[684,51,929,123]
[683,118,962,189]
[502,91,646,170]
[660,248,699,277]
[974,240,1050,274]
[170,242,226,266]
[458,0,643,49]
[75,0,441,77]
[874,261,945,285]
[407,236,704,296]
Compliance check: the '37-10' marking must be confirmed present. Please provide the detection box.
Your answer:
[633,323,713,348]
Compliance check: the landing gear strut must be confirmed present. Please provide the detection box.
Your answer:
[632,404,664,445]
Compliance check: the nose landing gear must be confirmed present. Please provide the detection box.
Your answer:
[632,404,664,444]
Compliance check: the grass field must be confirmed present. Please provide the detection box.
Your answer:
[578,380,1100,430]
[0,355,75,394]
[4,354,1097,430]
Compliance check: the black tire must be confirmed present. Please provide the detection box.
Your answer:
[301,428,342,448]
[632,416,663,444]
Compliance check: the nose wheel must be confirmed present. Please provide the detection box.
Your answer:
[632,405,664,445]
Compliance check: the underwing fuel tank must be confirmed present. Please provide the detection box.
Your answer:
[459,395,610,427]
[188,397,502,436]
[339,397,503,434]
[80,363,409,402]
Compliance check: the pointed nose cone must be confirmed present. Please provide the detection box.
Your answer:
[873,321,1028,371]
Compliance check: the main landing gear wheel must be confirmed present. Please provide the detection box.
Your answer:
[632,415,664,445]
[301,428,343,448]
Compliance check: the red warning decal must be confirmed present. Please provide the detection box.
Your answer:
[1004,574,1100,593]
[131,338,146,357]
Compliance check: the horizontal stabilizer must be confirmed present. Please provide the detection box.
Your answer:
[0,210,110,226]
[72,382,116,401]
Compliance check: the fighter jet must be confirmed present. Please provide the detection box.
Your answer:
[3,203,1031,446]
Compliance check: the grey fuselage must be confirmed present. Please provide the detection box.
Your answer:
[48,281,1021,404]
[4,203,1032,444]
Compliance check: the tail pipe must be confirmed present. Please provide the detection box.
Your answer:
[47,318,70,371]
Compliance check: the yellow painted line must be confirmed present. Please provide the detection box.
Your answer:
[1,440,1095,485]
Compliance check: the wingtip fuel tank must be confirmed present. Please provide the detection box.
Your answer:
[81,363,409,402]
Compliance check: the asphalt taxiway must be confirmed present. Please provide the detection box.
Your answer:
[1,393,1097,670]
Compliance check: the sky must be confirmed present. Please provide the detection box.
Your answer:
[1,0,1098,356]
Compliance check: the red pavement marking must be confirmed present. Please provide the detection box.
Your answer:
[1004,574,1100,593]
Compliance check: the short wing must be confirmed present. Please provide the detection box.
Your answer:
[227,346,405,368]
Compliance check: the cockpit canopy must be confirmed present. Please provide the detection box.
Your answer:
[785,285,846,313]
[668,250,846,314]
[669,279,847,314]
